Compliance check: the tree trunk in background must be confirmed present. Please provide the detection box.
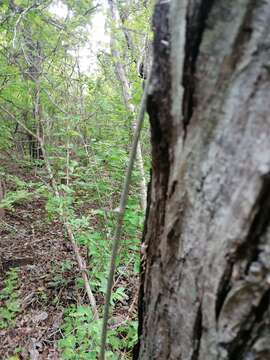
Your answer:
[29,39,43,161]
[137,1,270,360]
[108,0,147,212]
[22,23,44,161]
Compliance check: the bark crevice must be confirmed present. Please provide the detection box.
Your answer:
[182,0,215,130]
[236,173,270,273]
[215,262,233,321]
[216,174,270,358]
[225,290,270,360]
[191,304,203,360]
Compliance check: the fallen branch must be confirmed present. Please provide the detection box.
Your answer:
[41,146,99,320]
[65,222,99,319]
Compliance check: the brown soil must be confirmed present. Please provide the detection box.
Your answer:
[0,162,84,359]
[0,158,138,360]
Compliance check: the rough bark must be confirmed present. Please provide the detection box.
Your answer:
[137,1,270,360]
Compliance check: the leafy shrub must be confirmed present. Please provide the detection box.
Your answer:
[0,268,21,329]
[58,305,138,359]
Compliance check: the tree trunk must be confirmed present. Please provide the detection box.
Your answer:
[136,1,270,360]
[108,0,147,212]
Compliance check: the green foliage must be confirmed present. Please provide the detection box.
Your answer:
[58,306,107,360]
[0,0,152,356]
[46,191,74,219]
[0,122,12,151]
[0,174,47,210]
[0,189,33,210]
[58,305,138,360]
[0,269,21,330]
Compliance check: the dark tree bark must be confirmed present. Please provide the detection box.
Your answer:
[136,1,270,360]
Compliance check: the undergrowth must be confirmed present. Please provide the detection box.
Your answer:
[0,268,21,330]
[0,147,144,359]
[58,305,138,359]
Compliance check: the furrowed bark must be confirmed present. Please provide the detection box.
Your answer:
[137,1,270,359]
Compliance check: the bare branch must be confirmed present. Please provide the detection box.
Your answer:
[13,2,39,48]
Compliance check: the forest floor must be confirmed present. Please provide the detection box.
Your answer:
[0,158,138,359]
[0,161,78,359]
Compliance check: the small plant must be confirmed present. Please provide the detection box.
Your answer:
[58,305,103,360]
[0,189,33,211]
[0,175,47,211]
[58,305,138,359]
[0,268,21,329]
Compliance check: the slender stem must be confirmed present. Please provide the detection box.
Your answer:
[99,73,150,360]
[108,0,147,212]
